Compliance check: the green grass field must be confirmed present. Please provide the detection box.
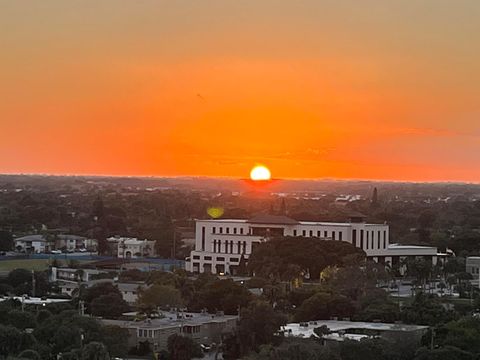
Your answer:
[0,259,92,274]
[0,259,52,272]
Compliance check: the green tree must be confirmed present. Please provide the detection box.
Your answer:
[34,311,104,355]
[0,324,35,357]
[246,338,339,360]
[6,310,37,330]
[401,292,453,326]
[0,230,13,251]
[434,317,480,355]
[36,309,52,324]
[18,349,41,360]
[90,293,129,318]
[293,291,355,322]
[167,334,202,360]
[82,282,124,314]
[194,279,252,315]
[340,338,385,360]
[138,284,182,312]
[414,346,474,360]
[248,237,365,281]
[81,342,110,360]
[238,300,286,353]
[355,288,400,323]
[101,325,129,358]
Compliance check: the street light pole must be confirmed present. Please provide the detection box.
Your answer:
[31,270,36,297]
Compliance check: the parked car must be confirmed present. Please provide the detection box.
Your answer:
[50,250,62,254]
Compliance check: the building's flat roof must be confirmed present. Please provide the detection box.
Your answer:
[116,282,148,292]
[102,311,238,330]
[248,214,300,225]
[197,219,248,223]
[196,219,385,227]
[0,296,71,305]
[14,235,47,242]
[388,244,437,250]
[299,221,386,227]
[283,320,428,338]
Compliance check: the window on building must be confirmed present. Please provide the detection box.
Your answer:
[339,232,343,241]
[366,231,369,250]
[201,226,205,251]
[219,227,223,234]
[360,230,364,249]
[213,240,217,253]
[204,256,212,260]
[332,231,336,241]
[212,227,216,234]
[193,255,200,260]
[309,230,313,237]
[317,230,320,237]
[293,230,297,236]
[302,230,306,237]
[324,231,328,238]
[226,227,230,234]
[230,257,239,262]
[383,231,387,248]
[234,228,237,234]
[217,257,225,261]
[240,228,244,235]
[237,241,241,254]
[352,229,357,247]
[378,231,381,249]
[371,231,374,249]
[243,241,247,253]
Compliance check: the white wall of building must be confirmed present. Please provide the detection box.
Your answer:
[187,217,439,275]
[187,218,395,274]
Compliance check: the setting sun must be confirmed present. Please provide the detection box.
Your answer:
[250,165,271,181]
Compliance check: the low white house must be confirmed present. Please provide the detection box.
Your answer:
[117,282,149,304]
[55,235,97,251]
[14,235,47,253]
[115,237,156,259]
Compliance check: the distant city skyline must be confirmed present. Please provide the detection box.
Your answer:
[1,1,479,182]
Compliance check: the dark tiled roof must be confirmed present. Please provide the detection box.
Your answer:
[247,214,299,225]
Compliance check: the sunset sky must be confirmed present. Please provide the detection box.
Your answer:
[1,1,479,181]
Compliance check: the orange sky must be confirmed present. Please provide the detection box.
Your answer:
[1,1,479,182]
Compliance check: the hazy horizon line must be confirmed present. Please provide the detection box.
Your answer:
[1,172,479,186]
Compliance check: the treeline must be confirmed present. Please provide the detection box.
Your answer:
[2,178,480,256]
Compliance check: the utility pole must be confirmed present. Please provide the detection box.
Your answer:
[430,328,435,350]
[31,270,36,297]
[172,229,176,260]
[79,300,85,316]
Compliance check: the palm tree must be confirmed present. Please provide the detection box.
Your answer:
[75,269,85,282]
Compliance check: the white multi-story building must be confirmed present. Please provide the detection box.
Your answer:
[186,214,438,275]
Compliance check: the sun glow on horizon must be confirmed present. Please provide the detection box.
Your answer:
[250,165,271,181]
